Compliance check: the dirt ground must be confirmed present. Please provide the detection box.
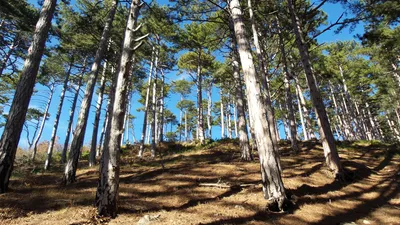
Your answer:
[0,140,399,225]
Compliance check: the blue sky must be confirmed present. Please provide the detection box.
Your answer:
[9,0,364,149]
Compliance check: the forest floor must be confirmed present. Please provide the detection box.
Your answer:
[0,139,399,225]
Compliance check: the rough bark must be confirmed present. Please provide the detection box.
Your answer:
[231,38,251,161]
[31,83,55,161]
[196,50,205,144]
[89,61,108,167]
[98,98,110,157]
[63,0,118,185]
[0,0,57,193]
[96,0,141,217]
[44,62,73,170]
[229,0,288,210]
[288,0,343,176]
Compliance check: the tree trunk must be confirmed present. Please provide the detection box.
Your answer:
[277,17,299,152]
[0,0,57,193]
[44,62,73,170]
[339,66,366,140]
[247,0,278,146]
[63,0,118,185]
[197,51,205,144]
[158,69,165,143]
[151,67,157,157]
[61,68,85,164]
[98,98,110,157]
[125,91,133,144]
[184,111,188,141]
[231,38,251,160]
[220,89,225,139]
[233,100,238,138]
[31,83,55,161]
[89,61,108,167]
[96,0,141,217]
[227,97,232,139]
[294,78,315,139]
[296,88,308,140]
[229,0,288,210]
[207,83,212,139]
[138,47,156,157]
[288,0,343,176]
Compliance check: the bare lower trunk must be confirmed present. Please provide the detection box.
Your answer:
[63,0,118,185]
[288,0,343,176]
[231,38,251,160]
[207,83,212,139]
[229,0,288,210]
[158,69,165,143]
[296,88,307,140]
[197,52,205,144]
[32,83,55,161]
[295,78,315,139]
[139,47,156,157]
[185,111,188,141]
[0,0,57,193]
[98,99,110,157]
[89,62,108,167]
[277,17,299,152]
[96,0,141,217]
[61,73,84,163]
[220,89,225,139]
[44,63,72,170]
[151,70,157,157]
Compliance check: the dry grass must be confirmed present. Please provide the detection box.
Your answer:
[0,140,399,225]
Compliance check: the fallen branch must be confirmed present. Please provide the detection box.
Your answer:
[199,183,258,188]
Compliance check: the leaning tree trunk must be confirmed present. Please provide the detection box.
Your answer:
[89,61,108,167]
[0,0,57,193]
[229,0,288,210]
[61,69,85,164]
[45,62,73,170]
[277,17,299,152]
[62,0,118,185]
[31,83,55,161]
[98,98,110,157]
[288,0,343,177]
[96,0,142,217]
[138,47,156,157]
[247,0,278,145]
[231,37,251,160]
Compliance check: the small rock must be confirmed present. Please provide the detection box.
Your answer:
[363,220,371,224]
[234,205,245,209]
[137,214,160,225]
[340,222,357,225]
